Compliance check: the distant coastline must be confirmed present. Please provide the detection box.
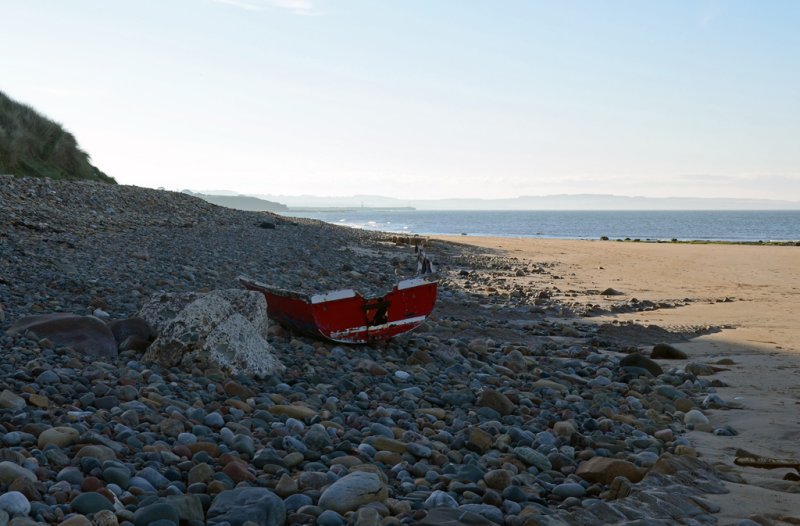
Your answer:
[195,190,800,211]
[288,206,416,213]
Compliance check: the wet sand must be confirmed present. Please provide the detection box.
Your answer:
[435,236,800,524]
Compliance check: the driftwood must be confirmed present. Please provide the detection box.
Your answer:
[734,449,800,472]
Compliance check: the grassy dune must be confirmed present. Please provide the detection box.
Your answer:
[0,90,115,183]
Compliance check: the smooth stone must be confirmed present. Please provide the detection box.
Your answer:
[369,437,407,454]
[92,510,118,526]
[654,429,674,442]
[476,389,514,416]
[274,474,298,498]
[56,467,84,486]
[467,428,493,453]
[133,503,180,526]
[0,462,36,485]
[70,493,113,515]
[576,457,644,484]
[136,467,171,489]
[318,472,388,514]
[268,405,316,419]
[38,427,80,449]
[74,445,116,463]
[206,487,285,526]
[354,507,381,526]
[686,363,715,377]
[424,491,458,509]
[35,370,60,384]
[0,492,30,516]
[552,483,586,498]
[188,464,214,485]
[458,504,504,525]
[655,385,684,401]
[58,515,92,526]
[304,424,331,450]
[0,391,25,411]
[685,410,710,426]
[530,379,568,392]
[513,447,552,472]
[128,477,157,493]
[283,494,312,512]
[316,510,345,526]
[483,470,512,491]
[102,467,131,489]
[204,412,224,428]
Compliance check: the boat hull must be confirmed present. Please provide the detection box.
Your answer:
[239,276,437,344]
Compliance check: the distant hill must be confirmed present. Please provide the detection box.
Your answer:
[0,90,114,183]
[182,190,288,212]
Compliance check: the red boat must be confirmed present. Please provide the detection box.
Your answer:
[239,275,438,344]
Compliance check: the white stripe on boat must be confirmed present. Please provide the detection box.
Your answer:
[310,289,357,304]
[328,315,428,339]
[397,278,431,290]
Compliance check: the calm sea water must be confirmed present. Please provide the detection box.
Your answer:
[280,210,800,242]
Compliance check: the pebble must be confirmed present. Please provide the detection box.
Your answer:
[684,410,710,426]
[0,462,36,484]
[318,472,388,514]
[69,493,114,515]
[553,483,586,498]
[0,492,30,516]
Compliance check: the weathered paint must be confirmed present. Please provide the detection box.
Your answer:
[239,275,437,344]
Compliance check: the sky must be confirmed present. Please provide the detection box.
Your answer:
[2,0,799,201]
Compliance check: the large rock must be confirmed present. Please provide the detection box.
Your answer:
[576,457,645,484]
[207,487,285,526]
[6,313,117,359]
[139,289,284,376]
[318,472,388,514]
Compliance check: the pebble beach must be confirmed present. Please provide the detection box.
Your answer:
[1,177,781,526]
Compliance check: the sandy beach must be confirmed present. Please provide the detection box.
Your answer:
[436,235,800,523]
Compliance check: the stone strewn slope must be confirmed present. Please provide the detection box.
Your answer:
[0,90,114,183]
[0,177,410,324]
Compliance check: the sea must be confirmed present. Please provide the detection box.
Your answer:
[279,209,800,242]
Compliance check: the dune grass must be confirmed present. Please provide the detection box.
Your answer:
[0,90,115,183]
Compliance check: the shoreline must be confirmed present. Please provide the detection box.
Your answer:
[433,235,800,522]
[276,209,800,246]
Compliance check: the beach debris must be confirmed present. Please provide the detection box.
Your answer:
[734,449,800,472]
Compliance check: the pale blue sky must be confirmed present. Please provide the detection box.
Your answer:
[2,0,799,200]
